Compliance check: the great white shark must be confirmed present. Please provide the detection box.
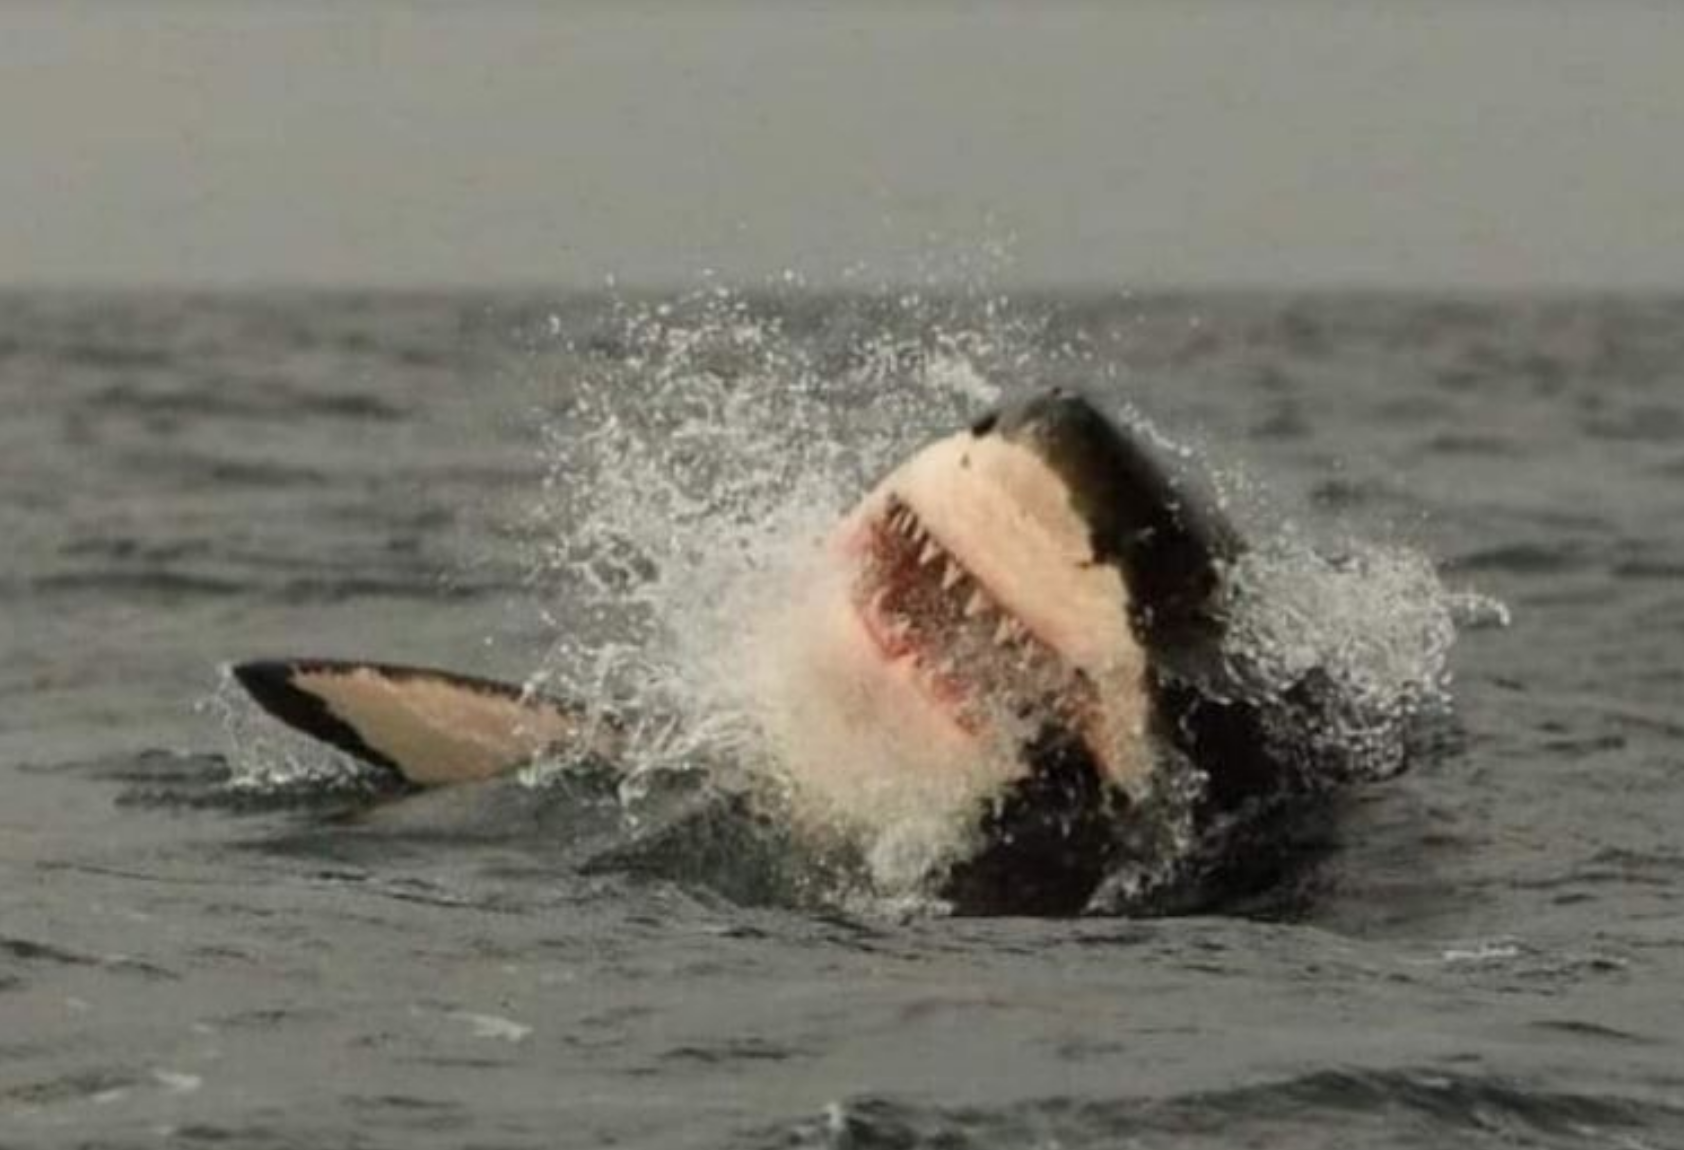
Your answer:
[232,389,1320,914]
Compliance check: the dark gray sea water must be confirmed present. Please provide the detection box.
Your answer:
[3,290,1682,1148]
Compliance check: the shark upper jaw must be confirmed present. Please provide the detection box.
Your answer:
[831,408,1155,797]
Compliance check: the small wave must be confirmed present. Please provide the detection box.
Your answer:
[661,1037,802,1066]
[59,747,392,815]
[1613,559,1684,580]
[25,570,247,598]
[2,1069,140,1110]
[1421,431,1525,457]
[1528,1019,1659,1047]
[87,379,404,423]
[0,934,177,982]
[1581,405,1684,444]
[766,1068,1684,1149]
[17,568,513,605]
[1450,542,1595,576]
[63,344,178,372]
[266,575,508,604]
[112,447,332,489]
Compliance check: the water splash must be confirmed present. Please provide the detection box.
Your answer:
[511,288,1498,909]
[517,289,1047,901]
[202,668,373,794]
[212,285,1498,914]
[1220,536,1459,783]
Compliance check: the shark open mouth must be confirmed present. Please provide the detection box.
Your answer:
[852,493,1102,753]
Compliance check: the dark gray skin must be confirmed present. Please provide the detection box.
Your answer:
[936,391,1311,915]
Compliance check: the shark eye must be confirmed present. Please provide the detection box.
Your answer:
[970,411,999,437]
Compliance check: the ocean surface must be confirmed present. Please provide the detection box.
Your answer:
[3,288,1682,1148]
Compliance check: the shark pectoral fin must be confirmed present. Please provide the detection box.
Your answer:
[229,658,612,787]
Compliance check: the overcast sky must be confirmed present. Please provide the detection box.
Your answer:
[4,1,1682,290]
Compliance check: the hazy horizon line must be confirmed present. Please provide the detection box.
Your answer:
[5,275,1683,300]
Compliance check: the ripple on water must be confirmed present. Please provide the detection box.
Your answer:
[764,1069,1684,1150]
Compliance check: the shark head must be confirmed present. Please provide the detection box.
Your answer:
[761,389,1243,885]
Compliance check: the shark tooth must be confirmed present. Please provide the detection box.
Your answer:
[919,540,942,566]
[940,559,965,591]
[964,588,991,617]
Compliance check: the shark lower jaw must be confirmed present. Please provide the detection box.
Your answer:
[844,491,1109,771]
